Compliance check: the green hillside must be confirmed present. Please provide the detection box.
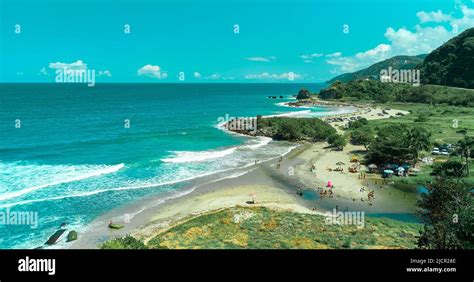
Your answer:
[328,55,426,84]
[418,27,474,89]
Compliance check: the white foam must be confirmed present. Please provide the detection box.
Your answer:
[275,102,313,109]
[0,163,125,201]
[263,109,312,118]
[242,136,272,149]
[0,168,255,209]
[161,147,237,163]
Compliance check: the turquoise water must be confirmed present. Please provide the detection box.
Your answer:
[0,83,346,249]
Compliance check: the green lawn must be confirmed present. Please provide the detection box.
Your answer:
[370,102,474,145]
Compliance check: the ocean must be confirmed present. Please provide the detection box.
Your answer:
[0,83,344,249]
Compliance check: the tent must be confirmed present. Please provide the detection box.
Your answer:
[401,163,411,170]
[383,169,394,178]
[368,164,378,172]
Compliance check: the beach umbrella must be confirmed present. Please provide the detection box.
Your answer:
[383,169,394,174]
[327,180,333,188]
[368,164,377,168]
[397,167,405,171]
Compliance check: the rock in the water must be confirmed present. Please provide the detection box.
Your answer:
[66,230,78,242]
[45,229,66,245]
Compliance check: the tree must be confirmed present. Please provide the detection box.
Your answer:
[407,127,431,166]
[431,160,466,178]
[417,178,474,249]
[347,118,368,129]
[328,134,347,151]
[368,124,413,164]
[456,136,473,176]
[318,81,344,99]
[274,121,302,141]
[296,89,311,100]
[350,126,374,150]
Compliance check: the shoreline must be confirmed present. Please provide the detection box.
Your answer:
[70,101,413,249]
[70,144,313,249]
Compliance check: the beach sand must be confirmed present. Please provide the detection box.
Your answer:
[70,103,416,249]
[70,145,318,249]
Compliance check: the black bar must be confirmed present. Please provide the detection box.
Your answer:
[0,250,472,281]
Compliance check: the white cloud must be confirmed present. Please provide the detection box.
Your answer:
[300,53,323,59]
[326,52,342,58]
[451,5,474,31]
[245,56,276,62]
[385,25,450,55]
[417,10,451,23]
[206,73,221,80]
[137,64,167,79]
[49,60,87,70]
[192,72,224,80]
[326,57,360,73]
[326,3,474,75]
[98,70,112,77]
[244,72,302,80]
[355,44,391,60]
[300,52,341,63]
[326,44,391,73]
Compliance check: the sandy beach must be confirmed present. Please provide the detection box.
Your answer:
[70,145,318,248]
[70,103,415,249]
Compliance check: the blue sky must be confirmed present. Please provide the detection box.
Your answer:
[1,0,473,83]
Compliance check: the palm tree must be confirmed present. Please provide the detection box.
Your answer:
[457,136,473,176]
[407,127,432,167]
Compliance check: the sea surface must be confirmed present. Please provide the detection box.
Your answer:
[0,83,349,249]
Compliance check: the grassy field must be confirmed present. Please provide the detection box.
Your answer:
[349,102,474,185]
[142,206,421,249]
[370,102,474,145]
